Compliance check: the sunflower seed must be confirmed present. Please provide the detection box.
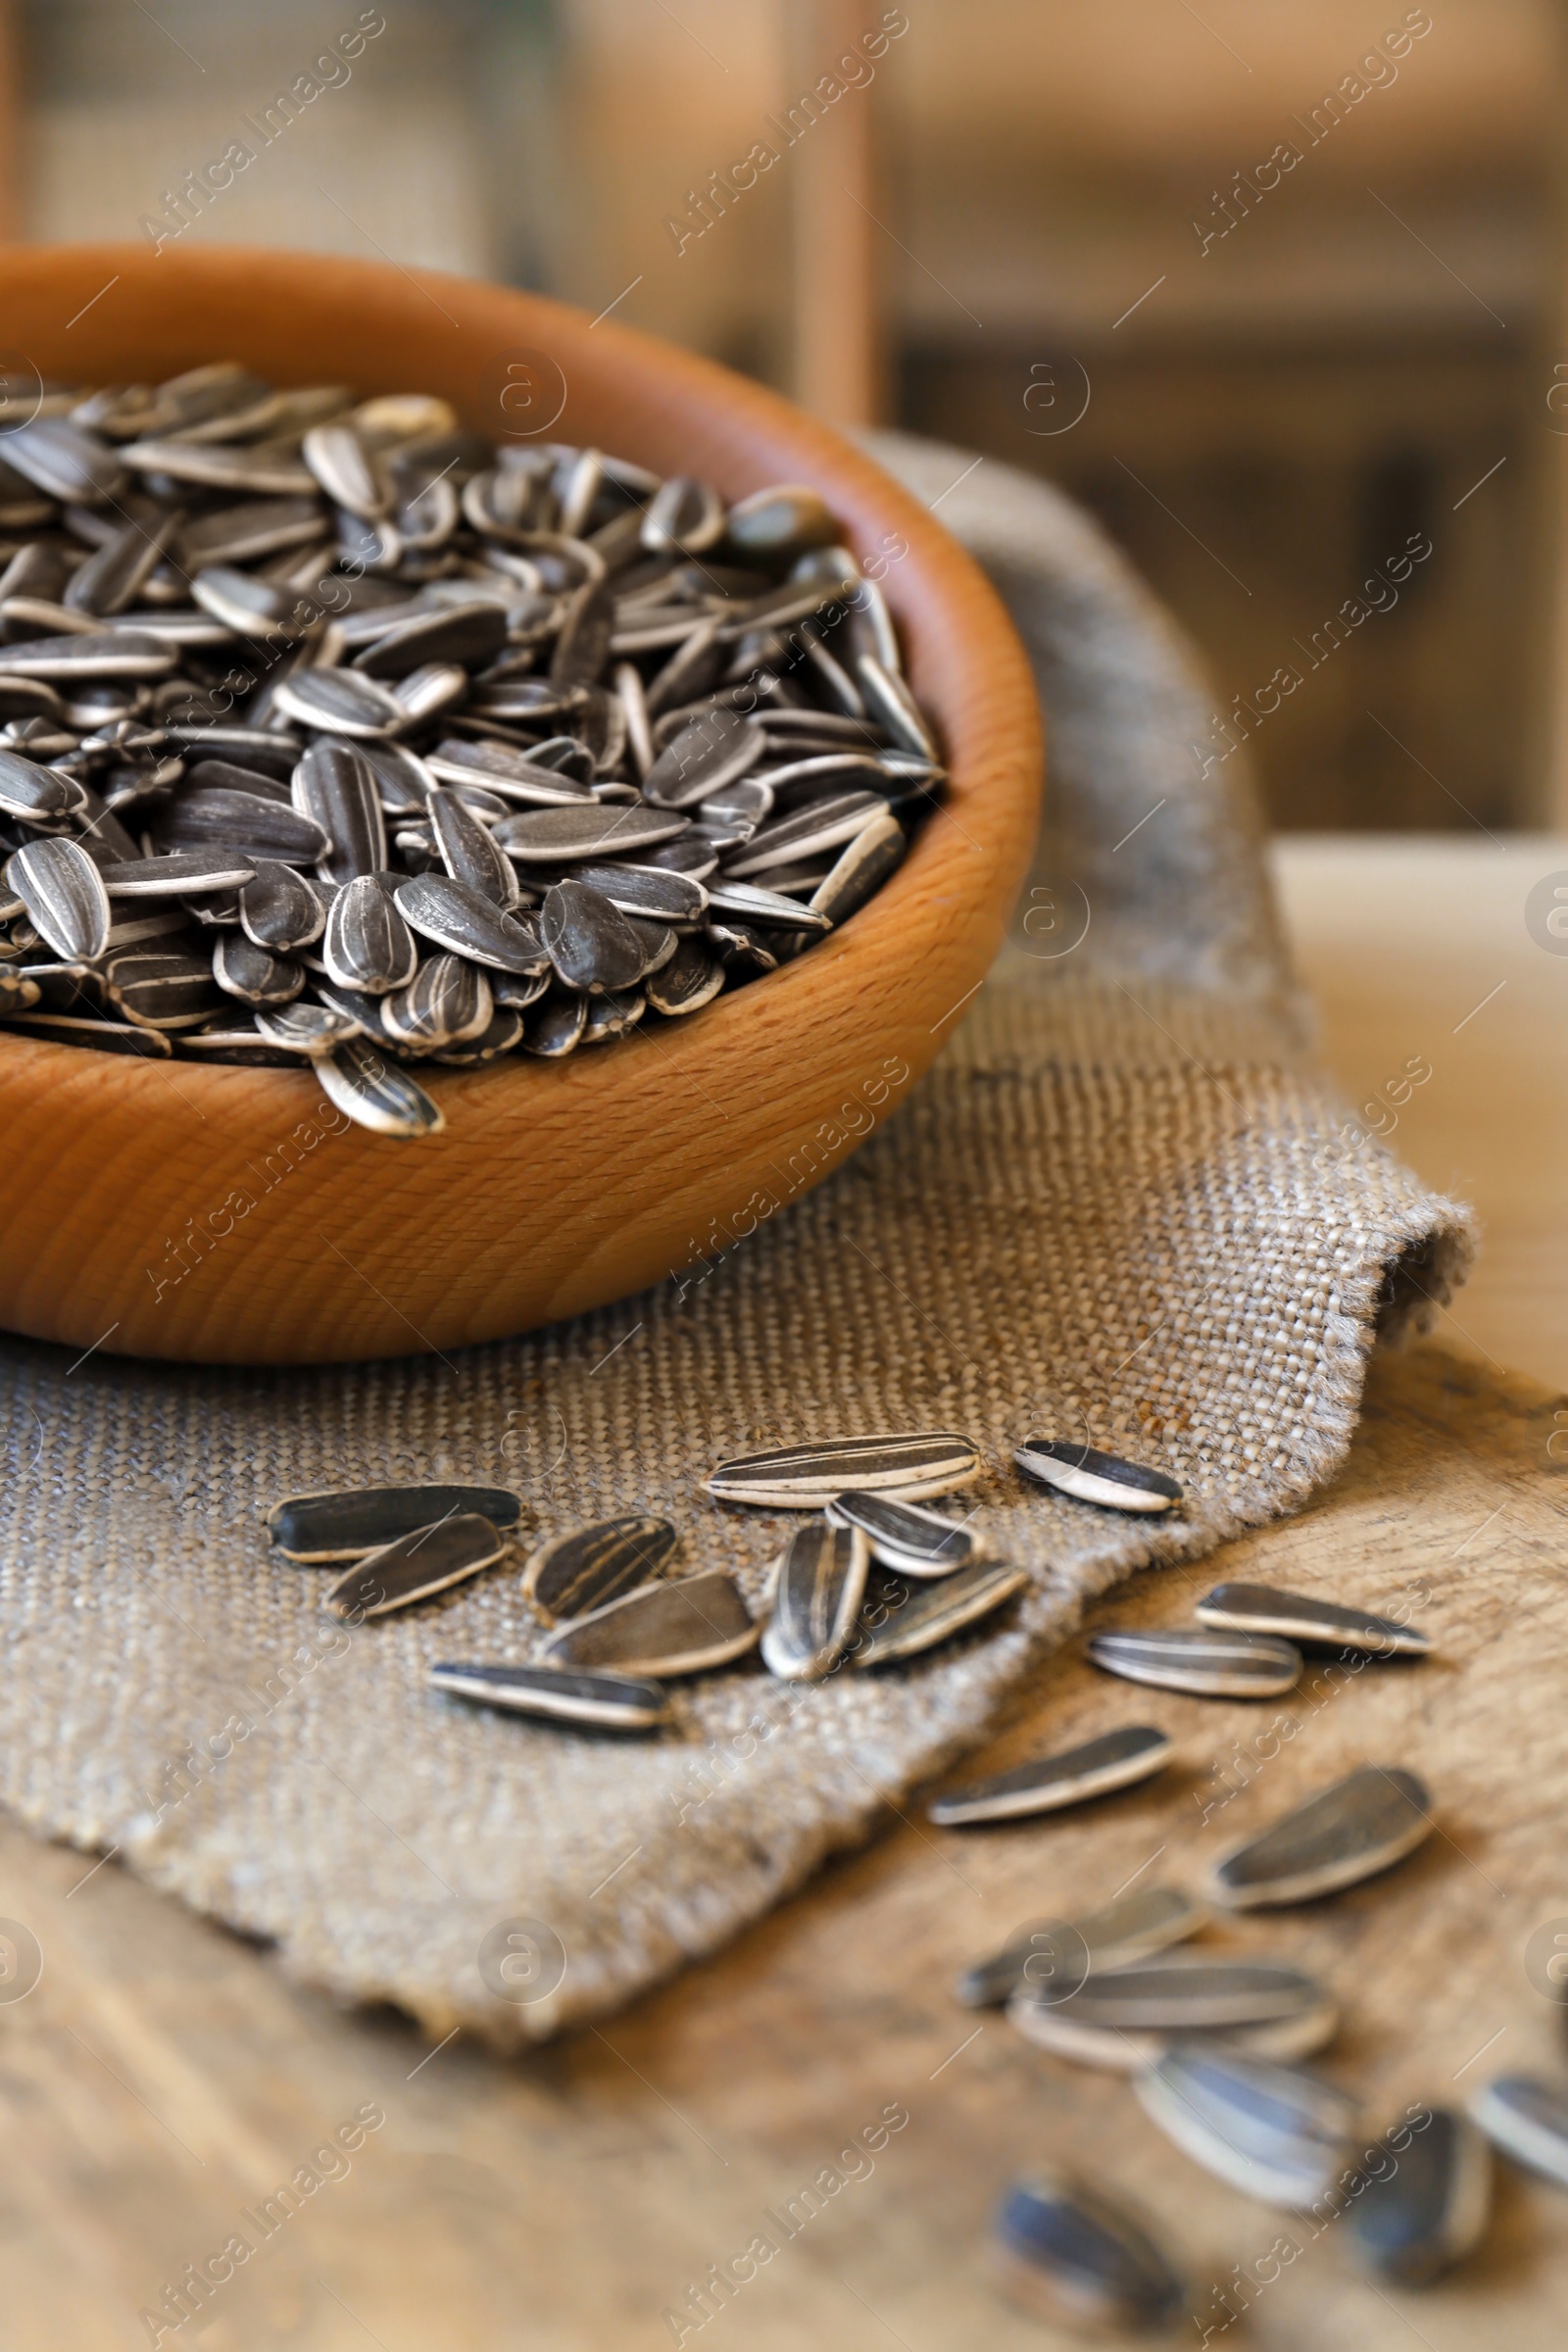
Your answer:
[931,1724,1174,1828]
[180,1022,299,1067]
[1348,2109,1491,2284]
[190,565,303,642]
[254,1001,361,1055]
[493,803,689,863]
[428,1659,671,1732]
[1014,1438,1183,1514]
[323,1511,507,1620]
[958,1885,1206,2009]
[569,861,708,923]
[1209,1765,1433,1908]
[722,793,887,877]
[810,806,906,922]
[322,875,418,995]
[1010,1955,1338,2072]
[760,1519,870,1682]
[705,878,831,931]
[643,710,766,808]
[1088,1628,1300,1698]
[824,1490,978,1577]
[543,1569,759,1677]
[380,955,493,1051]
[642,475,726,555]
[426,788,517,907]
[430,1005,526,1063]
[1136,2049,1357,2208]
[522,1514,680,1623]
[989,2172,1187,2335]
[4,417,126,503]
[1469,2075,1568,2189]
[395,874,549,973]
[0,747,87,823]
[551,577,614,686]
[540,880,649,994]
[0,969,40,1012]
[0,1008,170,1054]
[99,851,258,896]
[103,952,220,1030]
[522,987,588,1055]
[707,1431,980,1508]
[180,495,326,567]
[302,421,386,517]
[0,632,177,685]
[1196,1582,1431,1657]
[858,653,937,759]
[580,987,644,1045]
[318,1037,444,1138]
[7,837,111,958]
[855,1560,1028,1667]
[292,742,387,883]
[212,932,304,1006]
[239,860,326,953]
[426,739,595,807]
[156,787,330,865]
[268,1483,522,1563]
[274,666,404,740]
[66,512,180,617]
[645,935,724,1015]
[122,438,317,495]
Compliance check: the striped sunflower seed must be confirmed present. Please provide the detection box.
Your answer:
[722,792,886,878]
[810,806,906,923]
[522,1514,680,1623]
[1348,2108,1491,2284]
[380,955,493,1051]
[4,416,127,503]
[323,875,418,995]
[273,667,403,740]
[568,861,708,924]
[239,860,326,954]
[957,1885,1205,2009]
[254,1001,361,1055]
[292,742,387,883]
[989,2172,1187,2335]
[269,1483,522,1563]
[825,1490,979,1577]
[0,630,174,681]
[99,851,258,896]
[212,932,304,1006]
[760,1519,870,1682]
[1208,1764,1433,1908]
[1135,2049,1357,2209]
[103,952,220,1030]
[1014,1438,1183,1514]
[522,987,588,1056]
[427,788,518,908]
[1469,2075,1568,2189]
[431,1004,525,1063]
[156,787,329,865]
[1009,1955,1337,2072]
[542,1569,759,1677]
[427,1659,671,1732]
[1088,1629,1301,1698]
[540,879,649,994]
[1196,1581,1431,1657]
[643,710,766,808]
[6,837,110,959]
[706,1430,981,1508]
[580,987,644,1045]
[493,802,689,863]
[855,1560,1028,1667]
[426,740,595,807]
[318,1038,444,1138]
[0,746,87,821]
[930,1724,1173,1829]
[642,474,726,555]
[323,1511,508,1620]
[705,878,831,932]
[395,874,549,973]
[644,935,724,1016]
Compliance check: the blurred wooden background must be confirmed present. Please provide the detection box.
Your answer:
[4,0,1562,832]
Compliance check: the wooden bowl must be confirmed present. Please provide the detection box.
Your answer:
[0,245,1042,1363]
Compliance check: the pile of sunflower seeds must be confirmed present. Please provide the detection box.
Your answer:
[0,366,941,1136]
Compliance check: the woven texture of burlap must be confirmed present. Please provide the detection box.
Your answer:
[0,438,1472,2045]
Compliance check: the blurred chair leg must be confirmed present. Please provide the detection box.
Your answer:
[787,0,882,425]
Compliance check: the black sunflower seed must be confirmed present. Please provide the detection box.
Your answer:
[760,1519,869,1682]
[323,1512,508,1620]
[990,2172,1187,2334]
[1088,1629,1301,1699]
[1135,2049,1357,2209]
[643,710,766,808]
[543,1569,759,1677]
[1014,1438,1183,1513]
[1196,1582,1432,1657]
[322,875,418,995]
[394,873,549,973]
[645,934,724,1016]
[318,1037,444,1137]
[522,1515,680,1622]
[930,1725,1173,1828]
[268,1483,523,1562]
[427,1660,671,1732]
[493,803,690,863]
[1348,2109,1491,2284]
[379,954,493,1051]
[211,931,304,1006]
[238,860,326,953]
[540,880,649,994]
[292,742,387,883]
[1208,1765,1433,1908]
[853,1561,1029,1667]
[6,837,111,959]
[707,1430,981,1507]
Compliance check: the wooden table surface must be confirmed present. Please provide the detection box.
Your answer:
[4,839,1567,2351]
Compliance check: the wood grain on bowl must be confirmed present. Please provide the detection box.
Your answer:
[0,245,1043,1362]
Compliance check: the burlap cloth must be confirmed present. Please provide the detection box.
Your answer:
[0,436,1472,2046]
